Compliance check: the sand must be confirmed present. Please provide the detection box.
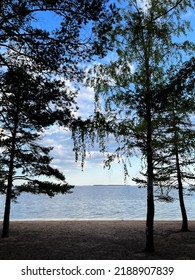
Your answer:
[0,220,195,260]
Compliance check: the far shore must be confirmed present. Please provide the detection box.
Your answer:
[0,220,195,260]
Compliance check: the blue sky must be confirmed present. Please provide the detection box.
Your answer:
[40,1,195,186]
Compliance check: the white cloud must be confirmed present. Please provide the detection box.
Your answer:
[137,0,151,12]
[75,86,95,119]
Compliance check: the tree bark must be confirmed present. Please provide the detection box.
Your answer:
[144,108,155,252]
[173,109,189,232]
[175,147,189,232]
[2,156,14,238]
[144,36,155,251]
[2,115,18,238]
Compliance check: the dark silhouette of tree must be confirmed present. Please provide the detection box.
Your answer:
[0,0,117,71]
[151,58,195,232]
[0,65,77,237]
[133,58,195,231]
[0,1,117,237]
[76,0,195,253]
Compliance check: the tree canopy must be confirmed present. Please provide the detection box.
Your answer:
[0,0,117,69]
[75,0,195,252]
[0,0,117,237]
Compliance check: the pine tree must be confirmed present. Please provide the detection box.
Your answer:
[0,0,116,71]
[0,0,118,237]
[152,58,195,231]
[0,65,75,237]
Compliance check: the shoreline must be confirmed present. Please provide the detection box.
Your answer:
[3,219,194,222]
[5,218,195,222]
[0,220,195,260]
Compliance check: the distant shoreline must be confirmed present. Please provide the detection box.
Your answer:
[1,185,194,221]
[73,184,137,187]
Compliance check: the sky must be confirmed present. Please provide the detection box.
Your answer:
[39,1,195,186]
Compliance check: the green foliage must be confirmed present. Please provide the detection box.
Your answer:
[0,0,118,185]
[0,65,74,197]
[75,0,195,250]
[88,0,195,176]
[0,0,117,74]
[0,0,118,237]
[73,1,195,182]
[152,58,195,190]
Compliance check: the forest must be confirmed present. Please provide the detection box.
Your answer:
[0,0,195,255]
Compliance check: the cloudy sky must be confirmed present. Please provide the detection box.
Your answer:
[42,1,195,186]
[42,86,143,186]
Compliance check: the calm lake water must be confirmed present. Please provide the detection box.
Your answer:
[0,185,194,221]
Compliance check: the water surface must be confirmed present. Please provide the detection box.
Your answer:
[0,185,194,220]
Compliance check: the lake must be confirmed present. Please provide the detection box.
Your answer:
[0,185,194,220]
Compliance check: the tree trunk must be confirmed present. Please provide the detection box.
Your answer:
[145,185,155,252]
[2,116,18,238]
[144,115,155,252]
[144,44,155,251]
[2,160,14,238]
[173,111,189,232]
[175,148,189,232]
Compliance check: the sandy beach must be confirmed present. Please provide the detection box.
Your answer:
[0,220,195,260]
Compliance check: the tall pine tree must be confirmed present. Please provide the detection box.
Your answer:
[0,65,76,237]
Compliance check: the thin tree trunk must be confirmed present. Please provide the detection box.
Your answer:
[175,148,189,231]
[2,155,14,238]
[145,182,155,252]
[2,115,18,238]
[144,40,155,251]
[173,111,189,232]
[145,113,155,252]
